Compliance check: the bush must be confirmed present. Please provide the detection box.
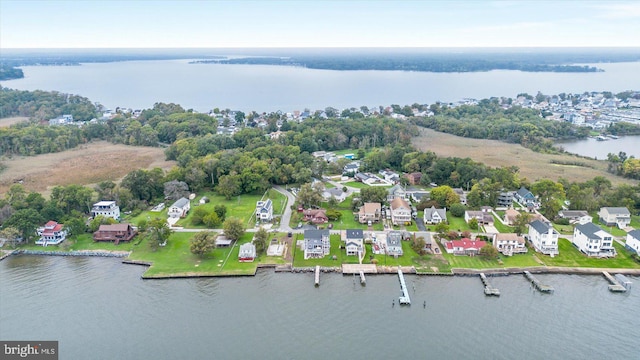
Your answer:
[449,203,466,217]
[556,218,570,225]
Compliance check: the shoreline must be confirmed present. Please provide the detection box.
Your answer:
[4,250,640,278]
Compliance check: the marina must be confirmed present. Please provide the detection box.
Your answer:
[524,271,554,293]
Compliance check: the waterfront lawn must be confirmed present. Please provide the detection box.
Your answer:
[447,216,471,232]
[15,233,137,252]
[292,234,345,267]
[499,253,542,268]
[492,216,515,233]
[441,250,501,269]
[538,239,640,268]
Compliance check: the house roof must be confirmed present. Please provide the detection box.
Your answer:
[239,242,256,255]
[466,210,483,218]
[96,224,131,232]
[215,235,232,246]
[559,210,589,218]
[94,200,116,206]
[424,206,446,220]
[601,207,630,215]
[360,202,381,214]
[390,197,410,210]
[171,197,190,208]
[386,231,402,247]
[450,239,487,250]
[325,188,345,197]
[529,220,553,234]
[346,229,363,239]
[516,187,533,198]
[304,229,330,241]
[628,229,640,239]
[504,208,520,219]
[257,199,272,211]
[494,233,525,244]
[413,231,432,244]
[575,222,608,239]
[387,184,405,195]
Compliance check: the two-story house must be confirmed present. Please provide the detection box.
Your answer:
[93,223,137,244]
[390,197,412,225]
[256,199,274,222]
[626,229,640,255]
[386,231,403,256]
[493,233,527,256]
[572,222,616,257]
[91,201,121,220]
[515,186,537,208]
[528,220,559,256]
[36,221,67,246]
[343,229,364,257]
[386,185,409,202]
[558,210,592,225]
[358,202,381,224]
[423,206,447,224]
[168,197,190,218]
[597,207,631,229]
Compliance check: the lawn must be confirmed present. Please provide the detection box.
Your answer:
[492,216,515,233]
[292,234,347,267]
[538,239,640,268]
[15,233,136,252]
[552,223,574,235]
[441,247,540,269]
[595,220,629,237]
[344,181,369,189]
[447,216,472,232]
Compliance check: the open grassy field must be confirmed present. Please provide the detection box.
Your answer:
[0,116,29,128]
[0,141,175,196]
[412,128,635,185]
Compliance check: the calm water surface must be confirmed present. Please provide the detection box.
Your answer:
[1,256,638,360]
[556,136,640,159]
[3,61,640,112]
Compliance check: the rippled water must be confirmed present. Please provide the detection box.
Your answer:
[1,256,638,359]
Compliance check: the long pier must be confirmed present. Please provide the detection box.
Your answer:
[524,271,554,293]
[602,271,628,292]
[315,265,320,287]
[359,270,366,285]
[480,273,500,296]
[397,268,411,305]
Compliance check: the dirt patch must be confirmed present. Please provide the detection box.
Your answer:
[0,141,175,196]
[0,117,29,128]
[412,128,635,186]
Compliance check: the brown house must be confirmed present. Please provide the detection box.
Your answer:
[303,209,329,224]
[405,172,422,185]
[93,224,137,244]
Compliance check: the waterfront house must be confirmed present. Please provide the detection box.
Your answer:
[238,242,257,262]
[303,209,329,224]
[413,231,433,252]
[493,233,527,256]
[386,184,409,202]
[36,221,67,246]
[91,200,121,220]
[386,231,403,256]
[423,206,447,225]
[168,197,190,218]
[256,199,274,222]
[626,229,640,255]
[343,229,364,257]
[93,224,136,244]
[558,210,592,225]
[444,238,487,256]
[597,207,631,228]
[304,229,331,259]
[390,197,412,225]
[572,223,616,257]
[528,220,559,256]
[358,202,381,224]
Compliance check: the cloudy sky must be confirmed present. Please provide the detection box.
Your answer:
[1,0,639,48]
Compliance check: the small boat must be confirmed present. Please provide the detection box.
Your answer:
[596,135,608,141]
[607,134,619,139]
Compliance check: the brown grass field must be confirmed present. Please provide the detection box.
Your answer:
[0,117,29,128]
[412,128,636,186]
[0,141,176,196]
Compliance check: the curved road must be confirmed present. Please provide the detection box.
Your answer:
[273,185,296,232]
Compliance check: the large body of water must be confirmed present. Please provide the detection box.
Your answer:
[1,255,638,359]
[557,136,640,159]
[3,61,640,112]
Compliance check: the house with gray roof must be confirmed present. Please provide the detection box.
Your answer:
[528,220,559,256]
[572,222,616,257]
[168,197,190,218]
[304,229,331,259]
[386,231,403,256]
[558,210,592,225]
[597,207,631,228]
[322,187,347,202]
[626,229,640,255]
[515,187,538,208]
[256,199,273,221]
[238,242,257,262]
[387,184,409,201]
[343,229,364,257]
[423,206,447,224]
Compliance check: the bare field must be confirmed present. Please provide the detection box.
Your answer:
[0,117,29,127]
[412,128,635,185]
[0,141,176,195]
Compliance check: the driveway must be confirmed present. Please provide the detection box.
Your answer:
[273,185,295,232]
[415,218,427,231]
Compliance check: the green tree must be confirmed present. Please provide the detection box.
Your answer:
[296,183,323,208]
[513,213,532,235]
[468,218,479,230]
[449,203,466,218]
[479,244,499,260]
[0,227,21,247]
[253,227,269,255]
[359,186,388,204]
[65,216,88,237]
[326,209,342,221]
[203,212,221,228]
[89,215,116,232]
[214,204,227,222]
[190,231,216,257]
[191,206,209,225]
[429,186,459,208]
[223,217,245,241]
[434,222,449,236]
[217,174,242,200]
[531,179,565,219]
[146,217,173,251]
[4,208,44,242]
[411,236,427,255]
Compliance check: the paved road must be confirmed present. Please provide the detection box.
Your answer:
[415,218,427,231]
[273,185,295,232]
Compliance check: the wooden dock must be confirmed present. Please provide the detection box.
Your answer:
[480,273,500,296]
[314,265,320,287]
[397,267,411,305]
[603,271,628,292]
[359,270,366,285]
[524,271,554,293]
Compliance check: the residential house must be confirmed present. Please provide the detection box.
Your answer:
[503,208,521,226]
[358,202,381,224]
[386,231,403,256]
[572,223,616,257]
[238,242,257,262]
[168,197,190,218]
[405,172,422,185]
[387,184,409,201]
[408,190,429,203]
[48,114,73,126]
[444,238,487,256]
[322,187,347,203]
[413,231,433,252]
[304,229,331,259]
[497,191,514,207]
[423,206,447,224]
[464,210,494,225]
[303,209,329,224]
[515,187,537,207]
[93,224,137,244]
[36,221,67,246]
[379,169,400,184]
[558,210,592,225]
[453,188,467,205]
[256,199,274,221]
[528,220,559,256]
[597,207,631,228]
[343,162,360,174]
[215,234,233,247]
[390,197,412,225]
[343,229,364,257]
[91,201,121,220]
[626,229,640,255]
[354,172,387,185]
[493,233,527,256]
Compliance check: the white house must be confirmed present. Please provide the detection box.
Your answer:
[343,229,364,257]
[322,187,347,203]
[387,185,409,201]
[493,233,527,256]
[386,231,403,256]
[423,206,447,224]
[91,201,120,220]
[256,199,274,221]
[572,222,616,257]
[528,220,559,256]
[238,242,257,262]
[304,229,331,259]
[597,207,631,228]
[390,197,412,225]
[168,197,190,218]
[626,229,640,255]
[35,221,67,246]
[558,210,592,225]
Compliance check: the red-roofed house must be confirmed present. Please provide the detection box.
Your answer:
[444,238,487,256]
[36,221,67,246]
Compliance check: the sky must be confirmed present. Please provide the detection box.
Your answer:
[1,0,639,48]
